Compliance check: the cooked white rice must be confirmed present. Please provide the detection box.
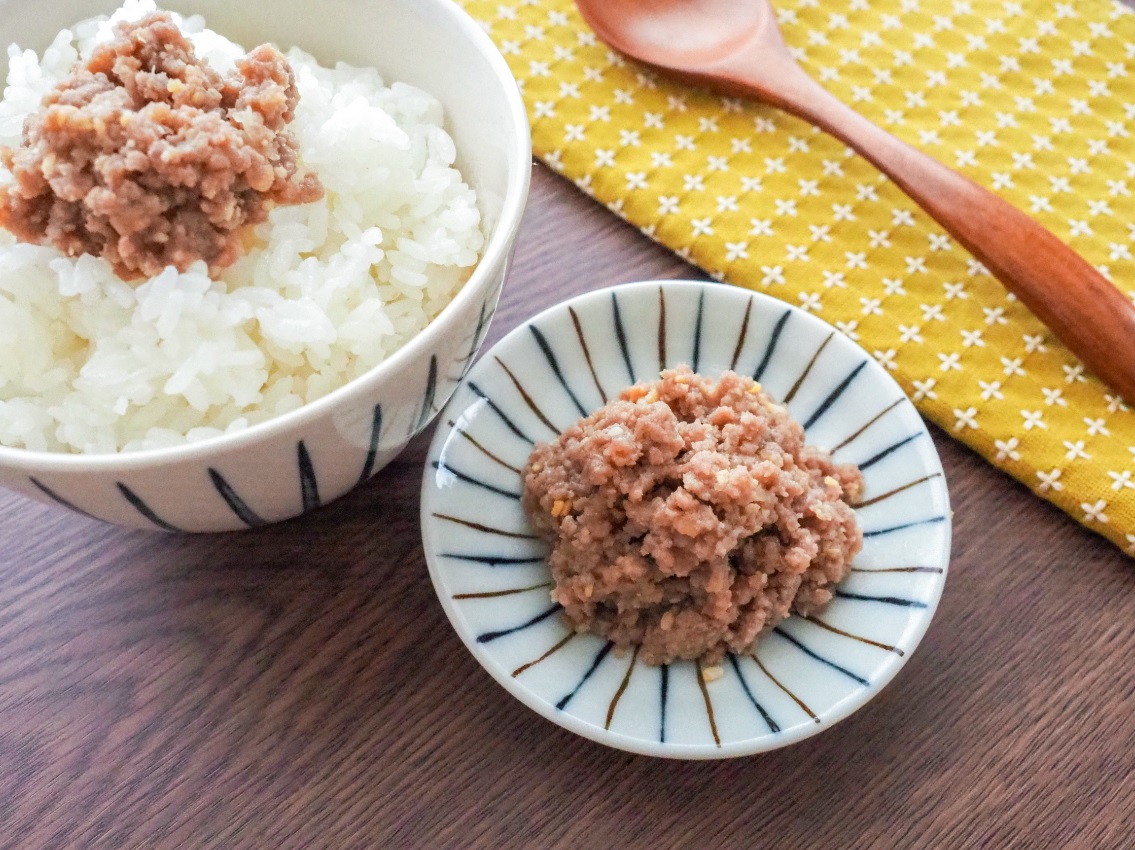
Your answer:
[0,0,483,453]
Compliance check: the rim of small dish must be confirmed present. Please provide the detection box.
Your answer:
[421,279,952,759]
[0,0,532,471]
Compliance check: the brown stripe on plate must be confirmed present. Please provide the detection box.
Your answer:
[453,581,551,600]
[729,298,754,371]
[605,645,640,730]
[446,420,523,474]
[829,397,906,453]
[751,653,820,723]
[804,615,905,656]
[495,357,561,435]
[512,631,577,677]
[851,565,945,574]
[570,305,607,404]
[432,513,540,539]
[783,331,834,404]
[695,660,722,747]
[855,473,943,508]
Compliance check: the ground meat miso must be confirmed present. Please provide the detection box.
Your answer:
[0,11,322,279]
[522,366,864,666]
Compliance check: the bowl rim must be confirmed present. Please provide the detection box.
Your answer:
[421,278,953,759]
[0,0,532,472]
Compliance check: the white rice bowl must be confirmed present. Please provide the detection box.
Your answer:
[0,0,483,453]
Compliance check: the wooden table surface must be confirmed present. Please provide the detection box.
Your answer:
[1,163,1133,849]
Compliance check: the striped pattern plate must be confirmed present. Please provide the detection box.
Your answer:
[420,280,951,759]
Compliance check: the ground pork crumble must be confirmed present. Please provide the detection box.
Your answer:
[0,11,323,279]
[522,365,864,666]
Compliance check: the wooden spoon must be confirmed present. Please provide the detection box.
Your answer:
[575,0,1135,402]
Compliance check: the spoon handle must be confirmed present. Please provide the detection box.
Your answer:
[743,64,1135,402]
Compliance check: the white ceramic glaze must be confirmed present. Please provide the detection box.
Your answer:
[421,280,951,759]
[0,0,531,531]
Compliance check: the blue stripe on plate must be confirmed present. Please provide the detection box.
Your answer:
[476,604,562,643]
[556,641,614,710]
[773,627,870,687]
[611,292,636,384]
[753,309,791,383]
[430,460,521,500]
[727,653,780,734]
[835,590,929,609]
[857,433,921,471]
[530,325,587,418]
[803,361,868,431]
[862,516,946,538]
[467,383,535,445]
[440,553,546,567]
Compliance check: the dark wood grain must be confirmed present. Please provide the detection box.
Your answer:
[0,164,1133,850]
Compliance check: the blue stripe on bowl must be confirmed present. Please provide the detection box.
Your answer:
[208,468,267,528]
[297,441,321,513]
[358,404,384,484]
[30,476,103,523]
[412,355,440,436]
[458,299,493,380]
[116,482,183,532]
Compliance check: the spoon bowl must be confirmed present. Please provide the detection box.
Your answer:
[575,0,1135,403]
[581,0,771,68]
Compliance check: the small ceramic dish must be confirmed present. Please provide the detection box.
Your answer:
[420,280,951,759]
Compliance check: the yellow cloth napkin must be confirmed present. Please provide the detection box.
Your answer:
[459,0,1135,554]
